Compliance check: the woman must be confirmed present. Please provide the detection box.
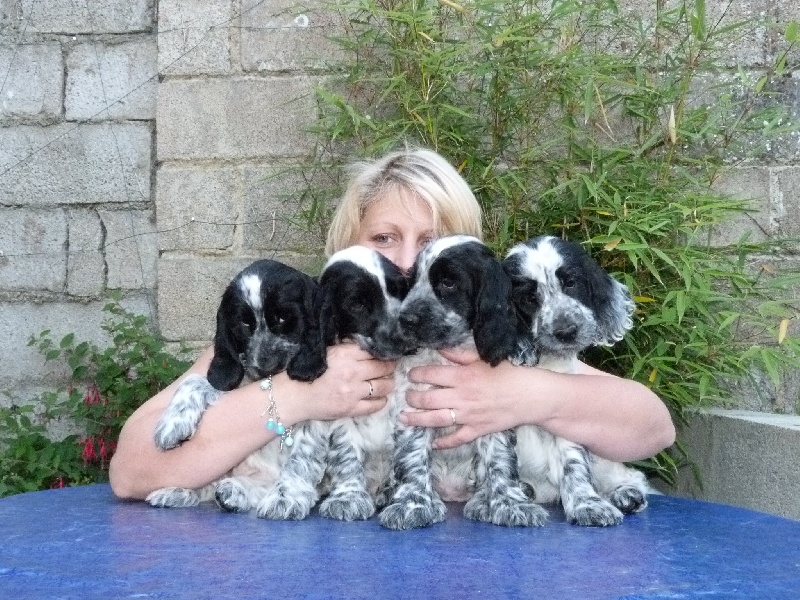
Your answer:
[109,147,674,500]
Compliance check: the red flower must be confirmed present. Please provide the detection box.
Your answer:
[81,438,96,464]
[84,385,104,405]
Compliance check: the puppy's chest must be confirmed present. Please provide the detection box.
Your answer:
[536,354,580,374]
[348,405,393,450]
[391,348,453,415]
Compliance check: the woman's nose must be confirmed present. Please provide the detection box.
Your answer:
[395,242,418,274]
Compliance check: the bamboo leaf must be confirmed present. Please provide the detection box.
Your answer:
[778,319,789,344]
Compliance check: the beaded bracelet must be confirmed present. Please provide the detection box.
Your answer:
[260,376,295,449]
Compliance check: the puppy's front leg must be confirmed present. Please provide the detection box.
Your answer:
[378,423,446,530]
[558,440,624,526]
[318,424,375,521]
[153,374,223,450]
[255,421,329,520]
[464,431,548,527]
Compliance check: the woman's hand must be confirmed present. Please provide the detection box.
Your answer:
[278,342,395,425]
[400,347,531,450]
[400,347,676,461]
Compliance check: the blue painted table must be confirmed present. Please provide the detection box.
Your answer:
[1,484,798,599]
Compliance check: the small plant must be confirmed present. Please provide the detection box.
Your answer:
[301,0,800,483]
[0,296,191,497]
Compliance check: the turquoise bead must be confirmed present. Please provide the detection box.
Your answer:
[276,423,286,435]
[266,418,275,430]
[284,435,294,447]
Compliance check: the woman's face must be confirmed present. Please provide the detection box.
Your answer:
[354,186,435,273]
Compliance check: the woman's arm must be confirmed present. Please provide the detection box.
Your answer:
[109,344,395,500]
[400,347,675,462]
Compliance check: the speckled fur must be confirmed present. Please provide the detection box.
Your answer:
[505,236,649,526]
[379,236,547,530]
[147,260,328,518]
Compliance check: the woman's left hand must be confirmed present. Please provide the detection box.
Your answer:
[400,347,531,449]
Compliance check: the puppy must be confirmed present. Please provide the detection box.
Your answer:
[146,259,329,516]
[314,245,411,521]
[378,235,548,530]
[503,235,649,526]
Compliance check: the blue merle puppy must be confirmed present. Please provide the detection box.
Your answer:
[378,235,548,530]
[314,245,411,521]
[145,259,330,517]
[503,235,650,526]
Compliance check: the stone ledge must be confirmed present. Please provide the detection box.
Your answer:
[665,408,800,521]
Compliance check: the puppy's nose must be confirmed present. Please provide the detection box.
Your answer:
[553,320,578,342]
[398,312,419,332]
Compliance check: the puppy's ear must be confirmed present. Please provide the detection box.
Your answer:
[286,280,328,382]
[380,254,411,300]
[593,275,635,346]
[473,252,518,367]
[207,286,246,391]
[317,273,340,349]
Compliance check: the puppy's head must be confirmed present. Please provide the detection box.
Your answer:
[504,235,634,358]
[318,246,410,360]
[207,259,326,390]
[397,235,517,366]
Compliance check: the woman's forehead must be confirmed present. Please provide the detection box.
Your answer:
[362,186,435,227]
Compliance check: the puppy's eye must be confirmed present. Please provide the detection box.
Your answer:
[437,277,456,291]
[517,293,539,310]
[557,269,576,290]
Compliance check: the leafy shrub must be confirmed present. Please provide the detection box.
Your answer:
[303,0,800,482]
[0,298,191,497]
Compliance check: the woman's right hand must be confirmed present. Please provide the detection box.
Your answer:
[278,342,395,424]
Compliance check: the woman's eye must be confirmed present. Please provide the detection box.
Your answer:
[371,234,393,245]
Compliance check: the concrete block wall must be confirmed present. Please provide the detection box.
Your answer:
[0,0,157,407]
[0,0,798,517]
[155,0,334,344]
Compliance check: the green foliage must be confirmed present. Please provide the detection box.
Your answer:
[305,0,800,483]
[0,296,191,497]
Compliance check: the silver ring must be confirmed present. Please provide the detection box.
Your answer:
[449,408,457,426]
[367,380,374,398]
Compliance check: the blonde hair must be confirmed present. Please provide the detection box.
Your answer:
[325,147,483,256]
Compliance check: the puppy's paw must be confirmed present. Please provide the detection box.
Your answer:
[608,485,648,515]
[153,376,216,450]
[378,495,446,530]
[568,497,624,527]
[319,489,375,521]
[374,479,396,510]
[146,487,200,508]
[465,488,548,527]
[256,486,316,521]
[214,479,253,513]
[153,413,199,450]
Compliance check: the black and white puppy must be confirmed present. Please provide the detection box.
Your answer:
[146,259,329,515]
[503,235,649,526]
[314,245,410,521]
[379,235,548,530]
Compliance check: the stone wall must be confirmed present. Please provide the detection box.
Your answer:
[0,0,798,515]
[1,0,157,408]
